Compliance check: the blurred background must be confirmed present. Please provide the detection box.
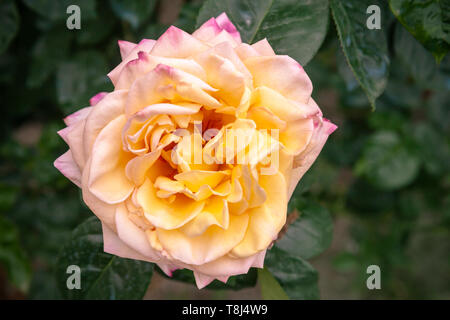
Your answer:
[0,0,449,299]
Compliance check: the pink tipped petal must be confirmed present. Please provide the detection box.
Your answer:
[217,275,230,283]
[244,55,313,104]
[251,249,266,269]
[89,92,108,106]
[288,117,337,199]
[118,40,137,60]
[251,38,275,56]
[193,272,215,289]
[83,90,127,158]
[193,251,265,278]
[193,17,222,42]
[54,150,82,187]
[216,13,241,43]
[65,119,89,170]
[323,118,338,134]
[63,106,92,126]
[108,39,156,87]
[150,26,209,58]
[57,127,70,144]
[157,262,180,277]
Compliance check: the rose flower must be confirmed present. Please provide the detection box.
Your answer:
[54,13,337,289]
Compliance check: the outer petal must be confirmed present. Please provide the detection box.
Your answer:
[115,52,206,90]
[192,17,222,42]
[150,26,209,58]
[193,249,266,278]
[115,204,161,261]
[65,116,90,170]
[215,13,241,43]
[53,150,81,187]
[118,40,137,60]
[157,213,249,265]
[102,221,158,262]
[288,118,337,199]
[125,64,217,116]
[251,38,275,56]
[244,55,313,104]
[82,157,118,231]
[108,39,156,86]
[63,106,92,126]
[83,90,127,158]
[89,92,108,106]
[88,115,134,204]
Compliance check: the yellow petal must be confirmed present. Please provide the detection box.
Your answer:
[88,115,134,204]
[174,170,230,193]
[150,26,209,58]
[230,171,287,258]
[279,118,314,155]
[83,90,127,158]
[157,213,249,265]
[179,196,229,237]
[195,52,246,106]
[244,56,313,104]
[137,178,205,229]
[125,149,161,185]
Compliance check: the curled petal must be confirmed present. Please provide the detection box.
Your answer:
[108,39,156,86]
[137,179,205,230]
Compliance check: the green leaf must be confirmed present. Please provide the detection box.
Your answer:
[389,0,450,62]
[196,0,329,65]
[411,123,450,176]
[27,29,73,88]
[77,15,114,45]
[157,266,258,290]
[23,0,97,21]
[258,267,289,300]
[0,216,31,293]
[56,216,153,300]
[330,0,390,109]
[394,23,437,85]
[355,131,421,190]
[56,51,112,113]
[175,1,203,34]
[0,0,19,54]
[109,0,157,29]
[277,201,333,260]
[265,246,319,300]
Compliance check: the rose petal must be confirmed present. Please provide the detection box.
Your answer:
[88,115,134,204]
[54,150,81,187]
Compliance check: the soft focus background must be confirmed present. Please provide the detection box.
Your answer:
[0,0,449,299]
